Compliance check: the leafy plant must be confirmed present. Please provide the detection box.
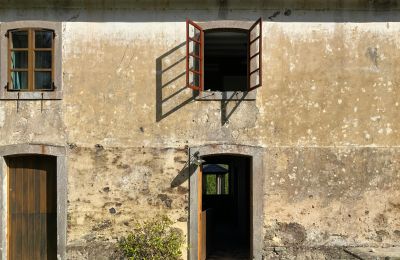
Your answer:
[118,215,185,260]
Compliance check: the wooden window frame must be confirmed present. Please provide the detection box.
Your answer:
[186,19,204,91]
[6,28,55,92]
[186,18,262,95]
[248,18,262,91]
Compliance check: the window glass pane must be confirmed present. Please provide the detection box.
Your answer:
[250,71,260,87]
[11,31,28,48]
[35,51,52,69]
[35,72,52,89]
[250,23,260,42]
[189,41,200,57]
[35,30,52,48]
[188,26,201,42]
[11,71,28,90]
[11,51,28,69]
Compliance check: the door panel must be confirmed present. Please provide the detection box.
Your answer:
[198,165,203,260]
[7,155,57,260]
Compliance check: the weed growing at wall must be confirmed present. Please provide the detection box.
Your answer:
[118,215,184,260]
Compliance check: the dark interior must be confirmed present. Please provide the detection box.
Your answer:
[202,155,251,260]
[204,29,248,92]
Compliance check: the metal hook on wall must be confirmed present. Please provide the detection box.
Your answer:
[16,92,20,113]
[41,93,44,113]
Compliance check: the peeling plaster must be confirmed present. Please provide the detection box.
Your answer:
[0,103,4,128]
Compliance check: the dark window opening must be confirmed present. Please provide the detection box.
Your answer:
[204,30,248,92]
[186,18,262,93]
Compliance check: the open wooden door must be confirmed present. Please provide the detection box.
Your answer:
[198,164,206,260]
[248,18,262,91]
[186,19,204,91]
[7,155,57,260]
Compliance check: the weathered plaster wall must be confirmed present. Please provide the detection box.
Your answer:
[0,101,65,146]
[62,21,400,147]
[66,146,188,258]
[0,6,400,259]
[2,0,400,11]
[264,23,400,146]
[264,147,400,258]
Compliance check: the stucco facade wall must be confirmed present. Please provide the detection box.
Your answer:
[0,5,399,259]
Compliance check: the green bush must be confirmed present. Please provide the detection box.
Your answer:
[118,215,185,260]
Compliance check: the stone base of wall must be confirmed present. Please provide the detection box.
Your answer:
[67,244,355,260]
[67,242,122,260]
[263,246,357,260]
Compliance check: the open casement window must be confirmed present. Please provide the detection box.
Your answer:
[6,28,55,91]
[185,18,262,93]
[186,19,204,91]
[248,18,262,90]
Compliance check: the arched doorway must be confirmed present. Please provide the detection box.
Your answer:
[5,155,57,260]
[201,154,251,259]
[0,144,66,260]
[189,144,264,260]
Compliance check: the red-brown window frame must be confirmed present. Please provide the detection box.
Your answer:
[186,18,262,92]
[248,18,262,91]
[6,28,55,92]
[186,19,204,91]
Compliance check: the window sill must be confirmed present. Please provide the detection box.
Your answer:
[195,90,256,101]
[0,91,62,100]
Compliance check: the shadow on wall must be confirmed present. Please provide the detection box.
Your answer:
[155,41,249,125]
[171,151,201,188]
[156,42,196,122]
[198,90,249,125]
[171,161,198,188]
[220,92,248,125]
[170,151,200,260]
